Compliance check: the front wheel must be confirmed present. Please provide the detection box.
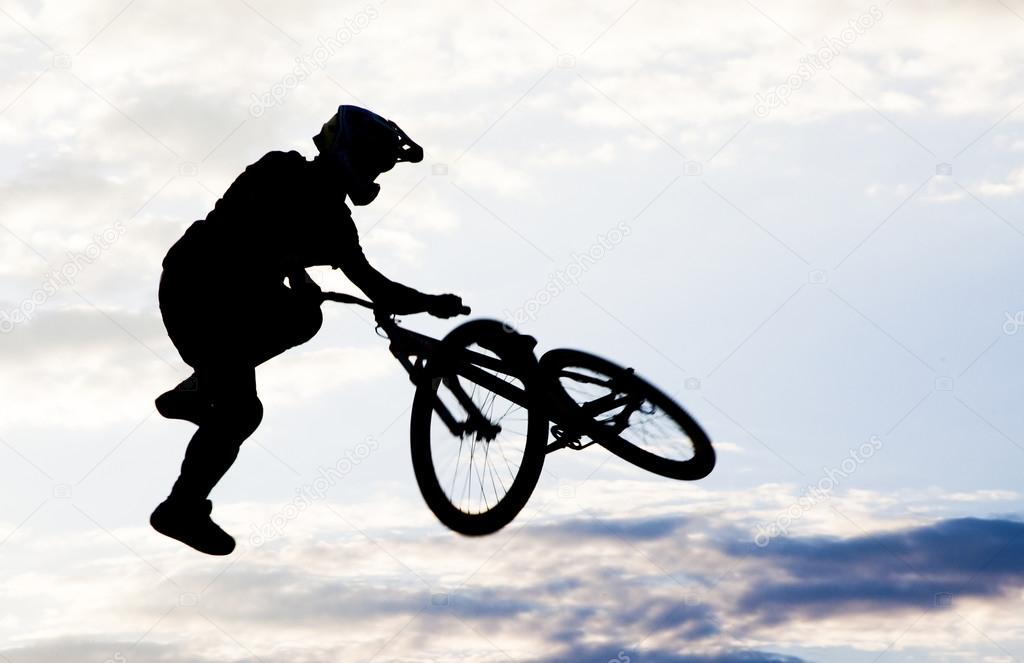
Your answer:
[411,320,548,536]
[539,349,715,480]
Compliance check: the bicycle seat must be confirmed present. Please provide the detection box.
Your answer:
[515,333,538,350]
[501,328,538,352]
[472,321,538,358]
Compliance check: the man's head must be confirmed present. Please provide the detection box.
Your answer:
[313,105,423,206]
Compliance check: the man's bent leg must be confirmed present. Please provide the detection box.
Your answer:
[169,376,263,501]
[155,372,207,425]
[153,364,262,555]
[249,288,323,367]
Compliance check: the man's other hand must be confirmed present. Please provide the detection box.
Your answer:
[428,294,469,318]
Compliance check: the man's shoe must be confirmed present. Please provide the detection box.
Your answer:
[150,498,236,556]
[155,385,206,426]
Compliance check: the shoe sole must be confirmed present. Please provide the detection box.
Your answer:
[150,512,235,556]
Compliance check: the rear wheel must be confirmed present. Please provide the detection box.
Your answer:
[411,320,547,535]
[539,349,714,480]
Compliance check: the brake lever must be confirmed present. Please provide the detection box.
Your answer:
[373,309,398,338]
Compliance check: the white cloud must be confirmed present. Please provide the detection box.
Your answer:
[975,167,1024,197]
[452,153,534,196]
[258,345,396,405]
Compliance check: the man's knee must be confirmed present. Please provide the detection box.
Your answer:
[210,396,263,441]
[237,398,264,438]
[292,304,323,346]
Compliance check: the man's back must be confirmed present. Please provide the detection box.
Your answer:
[163,150,359,279]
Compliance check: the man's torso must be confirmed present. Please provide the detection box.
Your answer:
[163,151,359,281]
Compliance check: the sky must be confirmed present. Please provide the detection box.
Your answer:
[2,0,1024,661]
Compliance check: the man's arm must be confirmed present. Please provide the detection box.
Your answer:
[333,249,464,317]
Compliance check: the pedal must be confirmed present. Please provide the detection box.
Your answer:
[552,425,581,449]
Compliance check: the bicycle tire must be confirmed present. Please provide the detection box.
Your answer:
[411,320,548,535]
[539,348,715,480]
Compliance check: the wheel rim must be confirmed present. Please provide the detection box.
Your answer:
[428,342,533,517]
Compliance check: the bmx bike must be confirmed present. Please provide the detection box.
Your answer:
[322,291,715,536]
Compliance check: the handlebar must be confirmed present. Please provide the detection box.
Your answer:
[318,291,471,317]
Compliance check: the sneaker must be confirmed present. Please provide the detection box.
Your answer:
[150,497,236,556]
[155,384,207,426]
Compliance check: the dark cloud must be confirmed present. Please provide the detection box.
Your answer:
[617,600,720,640]
[527,645,808,663]
[36,514,1020,663]
[190,515,1024,649]
[730,517,1024,620]
[531,515,686,542]
[0,638,808,663]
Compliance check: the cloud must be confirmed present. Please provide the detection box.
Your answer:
[0,306,174,428]
[257,345,396,405]
[975,167,1024,197]
[529,514,686,541]
[4,483,1024,662]
[0,639,208,663]
[0,305,395,428]
[732,517,1024,621]
[527,647,808,663]
[453,153,534,196]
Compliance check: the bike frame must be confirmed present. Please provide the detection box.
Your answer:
[378,312,536,439]
[321,291,641,454]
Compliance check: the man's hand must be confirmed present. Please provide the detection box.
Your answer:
[427,293,469,318]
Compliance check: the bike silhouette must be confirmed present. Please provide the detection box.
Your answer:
[322,291,715,535]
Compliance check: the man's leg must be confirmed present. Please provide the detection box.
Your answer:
[155,268,209,425]
[170,367,262,500]
[155,372,205,425]
[248,286,323,367]
[152,363,263,555]
[154,289,319,423]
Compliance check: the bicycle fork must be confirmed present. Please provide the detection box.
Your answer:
[408,353,525,442]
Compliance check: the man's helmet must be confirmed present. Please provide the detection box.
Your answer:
[313,105,423,205]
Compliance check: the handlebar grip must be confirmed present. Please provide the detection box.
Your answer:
[459,305,472,316]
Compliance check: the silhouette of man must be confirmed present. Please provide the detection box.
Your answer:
[151,105,465,555]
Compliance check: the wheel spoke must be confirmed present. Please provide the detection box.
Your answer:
[427,341,538,518]
[550,356,706,465]
[449,433,466,498]
[463,434,477,507]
